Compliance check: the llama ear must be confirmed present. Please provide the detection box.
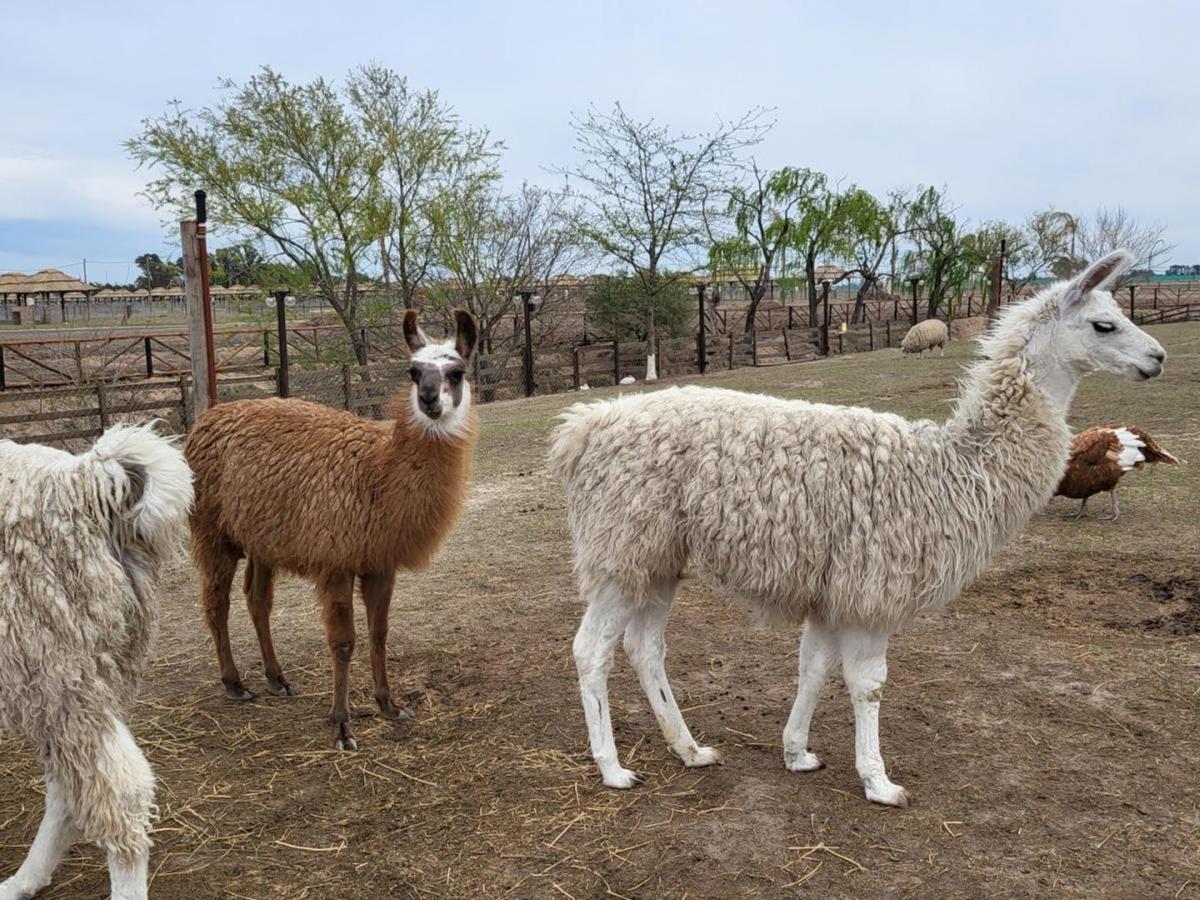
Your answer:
[1062,250,1134,308]
[403,309,429,353]
[452,308,477,361]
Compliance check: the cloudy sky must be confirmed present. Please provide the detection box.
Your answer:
[1,0,1196,283]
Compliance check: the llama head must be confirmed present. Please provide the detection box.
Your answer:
[1047,250,1166,382]
[403,308,477,437]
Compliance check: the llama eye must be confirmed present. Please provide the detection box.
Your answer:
[409,368,420,382]
[1092,321,1117,334]
[447,371,463,385]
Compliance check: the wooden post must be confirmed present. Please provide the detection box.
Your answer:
[837,332,843,354]
[1128,284,1136,318]
[178,374,191,431]
[572,346,581,390]
[274,290,290,398]
[751,329,759,366]
[869,322,874,351]
[97,383,109,429]
[341,365,353,411]
[143,337,154,378]
[728,333,734,369]
[782,328,791,361]
[182,219,213,412]
[655,336,663,377]
[520,292,535,397]
[0,345,7,392]
[886,320,891,347]
[696,283,708,375]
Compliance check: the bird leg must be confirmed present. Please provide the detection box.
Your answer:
[1069,497,1088,518]
[1100,490,1120,522]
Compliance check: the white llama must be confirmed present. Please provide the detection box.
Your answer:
[0,425,193,899]
[548,251,1165,806]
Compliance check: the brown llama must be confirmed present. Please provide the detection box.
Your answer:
[185,309,478,750]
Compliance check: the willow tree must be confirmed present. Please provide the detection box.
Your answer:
[127,66,388,364]
[565,103,769,379]
[706,163,811,333]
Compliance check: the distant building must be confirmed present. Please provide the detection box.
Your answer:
[1166,264,1200,276]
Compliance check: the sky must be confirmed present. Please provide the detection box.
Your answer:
[2,0,1197,283]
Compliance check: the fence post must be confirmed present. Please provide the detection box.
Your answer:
[696,282,708,375]
[178,374,191,431]
[728,333,734,369]
[520,291,535,398]
[612,340,620,383]
[144,337,154,378]
[274,290,290,398]
[820,280,831,356]
[782,328,791,361]
[1128,284,1136,318]
[341,365,353,411]
[0,344,6,392]
[182,219,213,413]
[837,331,843,354]
[97,383,109,429]
[886,320,891,347]
[869,322,874,351]
[787,305,794,330]
[655,336,663,377]
[751,329,759,366]
[572,346,581,390]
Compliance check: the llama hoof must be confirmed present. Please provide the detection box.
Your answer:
[680,745,722,768]
[332,722,357,751]
[380,704,415,721]
[600,766,642,789]
[785,749,824,772]
[222,679,256,701]
[1,875,45,900]
[333,735,358,752]
[865,781,910,808]
[266,675,295,697]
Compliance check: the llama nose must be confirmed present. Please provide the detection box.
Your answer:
[1150,349,1166,364]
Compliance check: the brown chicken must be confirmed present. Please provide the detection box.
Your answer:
[1056,425,1178,520]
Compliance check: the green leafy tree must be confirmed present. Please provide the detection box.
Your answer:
[583,273,691,342]
[782,171,855,323]
[133,253,181,290]
[902,186,971,320]
[839,188,910,322]
[347,64,502,310]
[565,102,769,379]
[705,163,809,333]
[127,66,388,364]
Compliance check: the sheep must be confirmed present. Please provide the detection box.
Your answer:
[0,425,193,900]
[549,251,1165,806]
[901,318,949,356]
[185,309,478,750]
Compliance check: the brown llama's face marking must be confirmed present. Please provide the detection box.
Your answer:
[404,308,477,437]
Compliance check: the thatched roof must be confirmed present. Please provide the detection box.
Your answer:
[0,269,96,295]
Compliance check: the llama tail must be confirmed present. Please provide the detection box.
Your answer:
[89,422,195,555]
[547,402,604,483]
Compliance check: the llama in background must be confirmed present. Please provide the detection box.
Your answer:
[0,425,193,900]
[550,251,1166,806]
[186,309,478,750]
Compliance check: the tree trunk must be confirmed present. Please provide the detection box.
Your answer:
[643,298,657,381]
[805,254,819,326]
[851,277,873,324]
[744,284,766,334]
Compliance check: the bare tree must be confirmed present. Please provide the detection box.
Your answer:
[428,181,587,354]
[347,65,502,310]
[564,103,770,379]
[1078,206,1172,280]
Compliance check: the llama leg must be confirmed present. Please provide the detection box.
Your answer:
[244,560,293,697]
[840,627,908,807]
[624,579,720,768]
[198,542,252,700]
[573,580,637,788]
[319,572,358,750]
[54,717,155,900]
[361,571,413,721]
[783,617,840,772]
[0,774,78,900]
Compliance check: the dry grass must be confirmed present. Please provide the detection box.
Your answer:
[2,324,1199,898]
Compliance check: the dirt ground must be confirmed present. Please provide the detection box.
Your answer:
[2,324,1198,899]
